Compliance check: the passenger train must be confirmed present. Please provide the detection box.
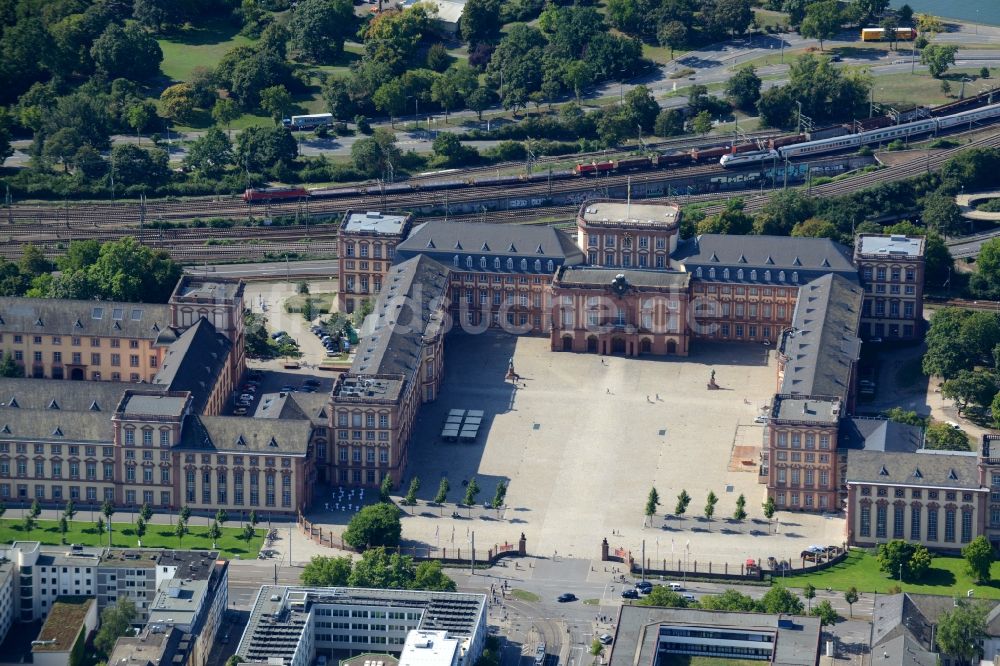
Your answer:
[239,100,1000,201]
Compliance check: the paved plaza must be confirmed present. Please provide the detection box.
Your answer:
[305,332,847,568]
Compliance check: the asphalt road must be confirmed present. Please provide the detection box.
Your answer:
[185,259,339,279]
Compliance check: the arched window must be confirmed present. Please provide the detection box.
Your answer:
[696,267,703,278]
[547,260,554,272]
[520,258,527,271]
[778,271,785,282]
[736,269,744,280]
[791,271,799,283]
[466,256,473,269]
[506,258,513,270]
[534,259,541,272]
[764,270,771,281]
[708,267,716,279]
[722,268,729,279]
[494,257,501,270]
[750,270,757,280]
[453,255,459,267]
[480,257,487,269]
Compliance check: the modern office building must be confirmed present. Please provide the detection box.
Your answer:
[235,586,487,666]
[608,605,821,666]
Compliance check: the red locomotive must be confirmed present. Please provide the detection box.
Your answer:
[242,186,309,203]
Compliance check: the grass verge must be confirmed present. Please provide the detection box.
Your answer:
[781,549,1000,598]
[510,588,540,602]
[158,19,254,83]
[0,517,264,559]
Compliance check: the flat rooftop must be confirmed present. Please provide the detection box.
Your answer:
[148,578,207,626]
[580,201,680,227]
[333,374,404,403]
[856,234,924,258]
[400,630,459,666]
[33,597,94,653]
[174,277,243,302]
[157,550,222,580]
[772,395,841,424]
[610,606,821,666]
[108,626,187,666]
[557,267,691,289]
[101,549,159,568]
[120,393,189,418]
[343,211,410,235]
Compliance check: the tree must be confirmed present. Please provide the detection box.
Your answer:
[373,80,407,124]
[184,128,233,179]
[344,503,402,549]
[710,0,753,36]
[260,85,292,125]
[757,85,796,129]
[380,474,394,502]
[762,496,776,529]
[878,540,933,581]
[883,407,928,427]
[811,599,840,626]
[759,585,805,614]
[348,547,414,589]
[936,600,989,666]
[691,110,713,135]
[925,422,970,451]
[434,477,450,505]
[844,587,859,618]
[922,193,964,236]
[623,86,660,132]
[463,478,481,507]
[803,583,816,612]
[22,514,35,534]
[675,489,691,518]
[726,65,762,112]
[466,87,495,122]
[800,1,843,52]
[242,523,256,547]
[853,0,890,24]
[350,129,400,179]
[159,84,196,123]
[288,0,354,62]
[645,487,660,523]
[125,103,153,145]
[135,517,146,544]
[491,480,507,510]
[699,589,759,612]
[654,109,685,137]
[94,598,138,656]
[236,126,298,172]
[301,555,353,586]
[91,23,163,81]
[65,499,78,522]
[59,516,69,543]
[207,521,222,548]
[426,43,452,72]
[212,98,241,136]
[180,505,192,524]
[922,44,959,78]
[404,477,421,506]
[175,519,187,546]
[942,369,999,414]
[657,20,687,58]
[704,491,718,525]
[102,500,115,546]
[461,0,501,44]
[963,535,994,584]
[96,516,105,541]
[916,13,944,34]
[249,510,258,529]
[638,588,692,607]
[412,560,457,591]
[0,353,21,378]
[733,494,747,522]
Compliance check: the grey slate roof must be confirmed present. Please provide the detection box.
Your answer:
[841,417,924,452]
[846,449,982,489]
[179,414,310,455]
[779,274,863,400]
[556,266,691,289]
[352,255,450,378]
[395,221,585,268]
[0,377,144,412]
[0,409,113,442]
[120,392,190,418]
[873,594,999,652]
[874,634,938,666]
[673,234,856,282]
[0,298,170,339]
[151,317,231,414]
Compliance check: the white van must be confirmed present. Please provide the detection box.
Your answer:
[668,582,684,591]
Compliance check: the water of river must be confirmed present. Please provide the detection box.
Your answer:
[889,0,1000,26]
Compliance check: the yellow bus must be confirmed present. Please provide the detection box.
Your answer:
[861,27,918,41]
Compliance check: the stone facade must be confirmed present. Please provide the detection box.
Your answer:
[337,211,413,315]
[854,234,925,340]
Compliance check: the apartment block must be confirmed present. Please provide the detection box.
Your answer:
[854,234,925,340]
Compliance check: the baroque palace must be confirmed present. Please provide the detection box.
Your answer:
[9,201,994,553]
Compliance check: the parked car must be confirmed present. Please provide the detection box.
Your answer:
[598,634,613,645]
[754,415,767,424]
[635,581,653,594]
[557,593,576,603]
[667,582,684,591]
[271,331,286,340]
[621,589,639,599]
[233,407,248,415]
[682,593,696,601]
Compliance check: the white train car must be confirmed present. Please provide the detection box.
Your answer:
[719,149,779,167]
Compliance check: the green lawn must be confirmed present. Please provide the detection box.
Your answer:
[158,19,255,83]
[510,588,540,602]
[783,549,1000,598]
[871,68,997,108]
[0,517,264,559]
